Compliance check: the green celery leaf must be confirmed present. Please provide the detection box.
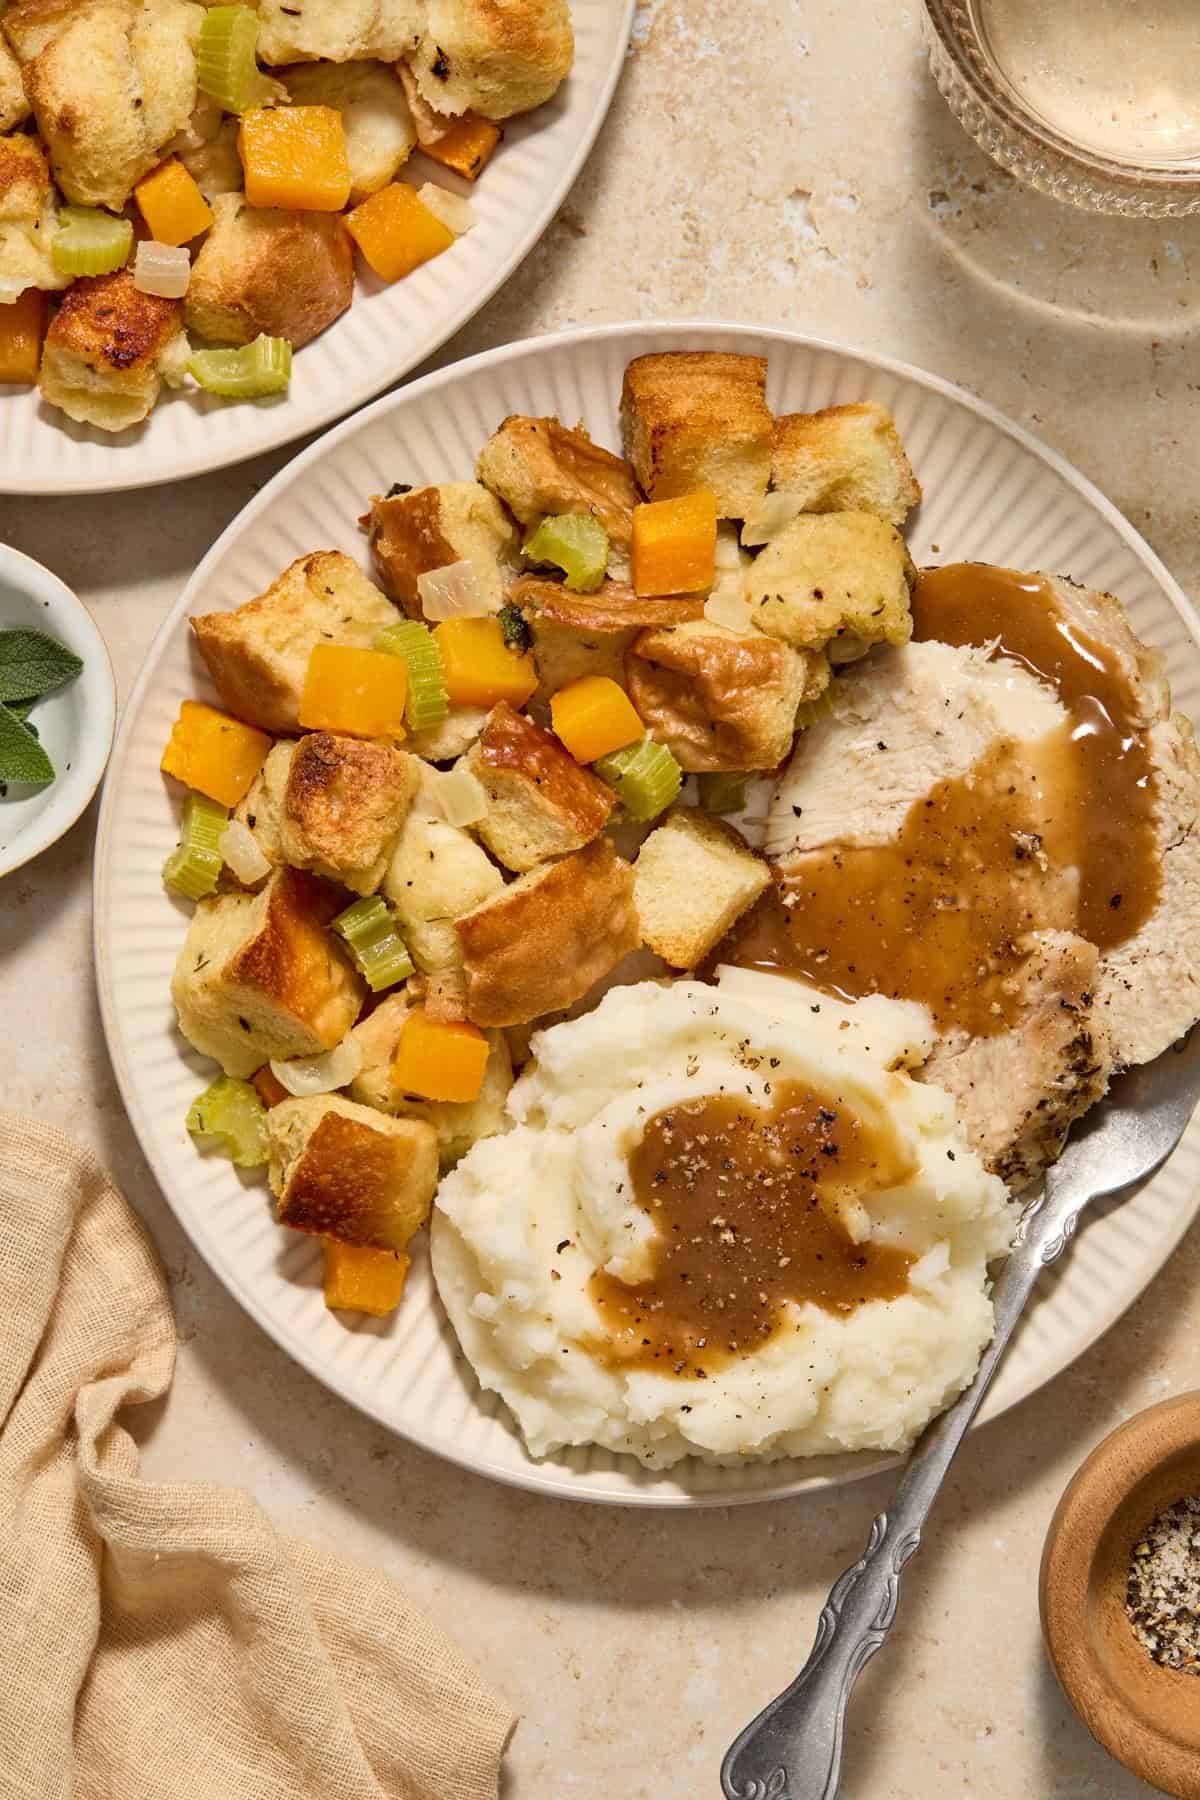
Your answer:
[0,629,83,704]
[0,701,54,784]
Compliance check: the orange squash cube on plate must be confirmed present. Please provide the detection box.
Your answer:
[323,1239,410,1316]
[135,157,214,246]
[423,114,502,181]
[551,675,643,764]
[298,643,408,738]
[0,289,44,385]
[393,1009,489,1103]
[251,1064,290,1109]
[345,182,454,283]
[632,491,719,597]
[160,699,272,807]
[238,105,351,212]
[432,617,537,709]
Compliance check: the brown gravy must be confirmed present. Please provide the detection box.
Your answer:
[589,1080,916,1376]
[716,564,1159,1037]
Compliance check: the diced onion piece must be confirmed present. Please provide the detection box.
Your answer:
[713,523,745,572]
[188,334,292,398]
[134,238,191,299]
[218,818,271,885]
[593,736,682,822]
[374,619,450,730]
[523,512,608,593]
[270,1036,363,1098]
[703,584,754,633]
[416,182,478,236]
[162,792,227,899]
[433,763,488,827]
[698,770,748,814]
[416,559,493,621]
[332,895,416,992]
[186,1075,267,1167]
[741,491,804,547]
[197,4,281,113]
[51,207,133,278]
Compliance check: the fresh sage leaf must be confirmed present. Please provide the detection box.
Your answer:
[0,700,54,784]
[5,698,34,722]
[0,629,83,704]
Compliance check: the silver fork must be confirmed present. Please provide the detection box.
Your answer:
[720,1026,1200,1800]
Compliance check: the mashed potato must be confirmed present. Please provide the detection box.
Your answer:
[432,970,1014,1468]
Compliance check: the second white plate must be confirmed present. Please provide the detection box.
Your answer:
[95,322,1200,1505]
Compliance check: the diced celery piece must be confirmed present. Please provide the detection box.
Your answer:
[374,620,450,731]
[332,895,415,992]
[523,513,608,593]
[162,792,228,899]
[186,1076,268,1167]
[197,5,279,113]
[594,736,681,822]
[698,771,748,814]
[188,335,292,399]
[51,207,133,278]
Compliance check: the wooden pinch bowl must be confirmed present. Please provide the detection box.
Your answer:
[1040,1393,1200,1797]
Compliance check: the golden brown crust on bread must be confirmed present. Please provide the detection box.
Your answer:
[226,866,356,1034]
[39,265,184,429]
[465,700,613,871]
[627,621,828,773]
[476,415,640,544]
[634,807,771,968]
[770,403,922,526]
[185,192,354,350]
[510,575,706,632]
[268,1097,438,1251]
[0,130,48,213]
[364,480,517,615]
[620,352,773,517]
[410,0,573,120]
[280,733,419,894]
[456,836,639,1026]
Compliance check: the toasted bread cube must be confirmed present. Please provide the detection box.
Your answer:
[24,0,201,210]
[255,0,421,65]
[267,1094,437,1251]
[39,265,187,431]
[190,551,399,735]
[475,415,639,555]
[383,806,504,975]
[455,837,639,1028]
[184,191,354,350]
[620,352,772,518]
[406,704,488,763]
[347,991,512,1163]
[511,574,705,705]
[771,402,921,527]
[0,34,29,130]
[634,808,771,969]
[0,133,67,303]
[463,701,613,872]
[177,114,242,201]
[323,1239,410,1316]
[746,512,915,661]
[364,479,517,616]
[276,732,419,894]
[278,60,416,203]
[409,0,573,121]
[171,866,365,1078]
[626,619,827,773]
[233,739,292,867]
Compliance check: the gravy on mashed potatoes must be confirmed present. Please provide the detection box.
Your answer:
[432,971,1014,1468]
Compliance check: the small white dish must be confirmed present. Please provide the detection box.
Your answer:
[0,545,116,879]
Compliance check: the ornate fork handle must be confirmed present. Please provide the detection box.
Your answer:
[721,1165,1090,1800]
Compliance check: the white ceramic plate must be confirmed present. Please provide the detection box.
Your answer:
[0,546,115,877]
[0,0,632,498]
[95,323,1200,1506]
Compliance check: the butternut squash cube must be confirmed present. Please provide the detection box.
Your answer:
[161,699,273,807]
[238,105,351,213]
[0,288,44,385]
[393,1008,489,1103]
[432,617,537,709]
[251,1064,290,1109]
[550,675,643,764]
[323,1239,410,1317]
[298,644,408,739]
[135,157,214,247]
[345,181,454,283]
[632,491,719,597]
[422,114,502,181]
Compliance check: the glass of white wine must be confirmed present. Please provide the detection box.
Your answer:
[924,0,1200,215]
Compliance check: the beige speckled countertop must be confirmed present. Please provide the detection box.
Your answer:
[3,4,1199,1795]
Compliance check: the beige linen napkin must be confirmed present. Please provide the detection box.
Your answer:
[0,1111,514,1800]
